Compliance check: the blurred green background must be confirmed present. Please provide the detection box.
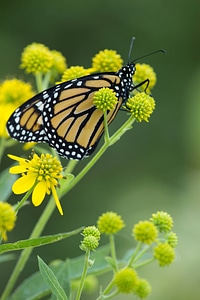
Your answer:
[1,0,200,299]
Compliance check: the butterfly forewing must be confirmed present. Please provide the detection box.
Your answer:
[43,73,123,159]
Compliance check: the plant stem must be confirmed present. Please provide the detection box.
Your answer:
[14,188,34,213]
[109,234,118,271]
[75,249,90,300]
[35,72,43,92]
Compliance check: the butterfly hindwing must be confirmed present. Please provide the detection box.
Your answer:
[6,94,49,143]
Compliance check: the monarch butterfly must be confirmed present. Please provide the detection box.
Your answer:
[6,40,148,160]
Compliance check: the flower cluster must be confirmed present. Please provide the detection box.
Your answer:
[80,226,100,251]
[114,267,152,298]
[20,42,66,77]
[92,49,123,72]
[132,211,178,267]
[125,92,156,122]
[61,66,91,82]
[93,87,118,112]
[8,153,64,215]
[96,210,177,298]
[97,211,125,235]
[133,220,158,245]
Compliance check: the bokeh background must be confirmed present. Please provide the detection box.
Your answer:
[1,0,200,299]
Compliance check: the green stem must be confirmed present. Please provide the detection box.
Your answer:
[0,137,6,165]
[42,72,51,90]
[127,242,142,267]
[128,244,150,268]
[99,277,116,297]
[103,111,110,143]
[109,234,118,272]
[75,249,90,300]
[14,188,34,213]
[134,257,155,269]
[1,197,56,300]
[35,72,43,92]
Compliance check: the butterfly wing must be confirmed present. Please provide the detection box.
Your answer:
[6,66,134,160]
[43,73,123,159]
[6,93,49,143]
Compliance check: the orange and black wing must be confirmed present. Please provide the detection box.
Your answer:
[7,63,136,160]
[6,93,49,143]
[43,73,123,159]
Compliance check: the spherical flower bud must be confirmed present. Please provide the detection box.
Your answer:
[0,202,17,241]
[97,211,125,235]
[125,92,155,122]
[20,43,53,74]
[114,268,138,294]
[93,87,118,112]
[153,242,175,266]
[80,235,99,251]
[61,66,90,82]
[150,211,173,233]
[133,63,157,93]
[166,231,178,248]
[133,220,158,245]
[92,49,123,72]
[82,226,101,241]
[50,50,67,79]
[133,278,152,299]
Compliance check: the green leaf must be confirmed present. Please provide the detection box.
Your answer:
[0,168,17,201]
[0,228,83,254]
[8,245,110,300]
[38,256,68,300]
[50,259,70,300]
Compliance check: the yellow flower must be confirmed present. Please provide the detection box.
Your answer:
[49,50,67,82]
[0,79,34,137]
[51,50,67,75]
[153,242,175,266]
[133,63,157,93]
[114,268,138,294]
[97,211,125,235]
[8,153,64,215]
[20,43,53,74]
[125,92,156,122]
[133,220,158,245]
[61,66,91,82]
[92,49,123,72]
[0,202,16,241]
[93,87,118,112]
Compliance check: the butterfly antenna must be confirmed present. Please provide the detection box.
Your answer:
[128,37,136,63]
[133,49,166,63]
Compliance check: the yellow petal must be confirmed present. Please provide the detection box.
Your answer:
[32,181,47,206]
[51,185,63,215]
[9,165,28,174]
[8,154,28,163]
[12,175,36,194]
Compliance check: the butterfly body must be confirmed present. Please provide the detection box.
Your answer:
[7,63,135,160]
